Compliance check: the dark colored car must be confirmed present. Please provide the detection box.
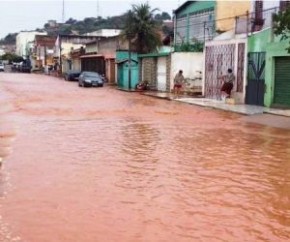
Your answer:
[78,71,104,87]
[64,70,81,81]
[19,59,32,73]
[0,62,4,72]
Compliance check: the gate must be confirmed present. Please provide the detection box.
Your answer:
[204,44,236,100]
[245,52,265,106]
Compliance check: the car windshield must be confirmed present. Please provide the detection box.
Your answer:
[84,72,100,78]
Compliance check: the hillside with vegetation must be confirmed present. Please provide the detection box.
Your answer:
[0,11,172,45]
[0,33,18,45]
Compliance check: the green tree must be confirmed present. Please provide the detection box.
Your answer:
[1,53,23,63]
[66,18,77,25]
[161,12,171,20]
[0,33,17,45]
[273,6,290,52]
[155,12,171,21]
[122,3,162,53]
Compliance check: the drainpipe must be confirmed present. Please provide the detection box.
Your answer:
[59,36,62,75]
[246,11,249,37]
[204,21,206,42]
[270,7,277,43]
[235,16,238,36]
[44,46,47,66]
[128,39,132,90]
[186,14,190,43]
[173,12,177,47]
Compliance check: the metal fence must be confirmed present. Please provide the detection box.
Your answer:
[174,6,281,48]
[235,7,280,35]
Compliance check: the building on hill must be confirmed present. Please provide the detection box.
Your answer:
[83,29,121,37]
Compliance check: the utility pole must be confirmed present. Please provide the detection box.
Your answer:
[128,39,132,90]
[62,0,65,23]
[97,0,100,18]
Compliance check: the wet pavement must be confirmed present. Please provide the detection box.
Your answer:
[0,73,290,242]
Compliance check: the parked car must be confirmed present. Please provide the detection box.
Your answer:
[64,70,81,81]
[16,60,31,73]
[19,63,32,73]
[0,61,4,72]
[78,71,104,87]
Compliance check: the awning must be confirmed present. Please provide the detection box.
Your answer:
[138,52,170,58]
[80,54,104,59]
[115,58,138,64]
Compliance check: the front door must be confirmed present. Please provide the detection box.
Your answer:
[157,57,167,92]
[246,52,265,106]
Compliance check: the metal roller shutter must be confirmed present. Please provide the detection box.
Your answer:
[274,57,290,107]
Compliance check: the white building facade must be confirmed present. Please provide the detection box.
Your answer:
[16,31,46,58]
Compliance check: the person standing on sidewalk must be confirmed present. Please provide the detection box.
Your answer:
[221,68,235,100]
[173,70,185,98]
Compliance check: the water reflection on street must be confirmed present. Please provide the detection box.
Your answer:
[0,73,289,242]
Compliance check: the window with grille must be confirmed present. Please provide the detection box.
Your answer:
[255,1,263,21]
[280,0,290,11]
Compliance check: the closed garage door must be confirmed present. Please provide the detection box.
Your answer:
[274,57,290,107]
[157,57,167,91]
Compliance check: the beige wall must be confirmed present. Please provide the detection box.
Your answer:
[216,0,251,32]
[72,58,81,72]
[86,43,98,54]
[98,37,128,56]
[141,58,157,85]
[62,43,84,56]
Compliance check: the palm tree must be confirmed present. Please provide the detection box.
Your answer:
[122,3,162,54]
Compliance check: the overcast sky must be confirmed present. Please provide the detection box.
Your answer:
[0,0,185,39]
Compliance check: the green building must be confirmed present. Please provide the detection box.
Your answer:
[248,28,290,108]
[116,51,139,90]
[174,1,216,45]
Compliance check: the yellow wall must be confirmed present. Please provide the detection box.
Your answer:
[216,0,250,32]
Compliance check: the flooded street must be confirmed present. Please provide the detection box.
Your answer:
[0,73,290,242]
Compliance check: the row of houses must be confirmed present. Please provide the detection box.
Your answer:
[16,0,290,109]
[139,0,290,109]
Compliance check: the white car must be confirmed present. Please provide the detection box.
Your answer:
[0,62,4,72]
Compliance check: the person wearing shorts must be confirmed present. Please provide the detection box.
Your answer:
[221,68,235,99]
[173,70,184,98]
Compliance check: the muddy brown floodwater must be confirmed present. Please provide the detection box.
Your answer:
[0,73,290,242]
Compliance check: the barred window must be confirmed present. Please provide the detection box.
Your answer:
[280,0,290,11]
[255,1,263,20]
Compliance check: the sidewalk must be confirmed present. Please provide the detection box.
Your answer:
[143,91,290,117]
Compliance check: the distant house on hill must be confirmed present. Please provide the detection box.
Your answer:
[83,29,121,37]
